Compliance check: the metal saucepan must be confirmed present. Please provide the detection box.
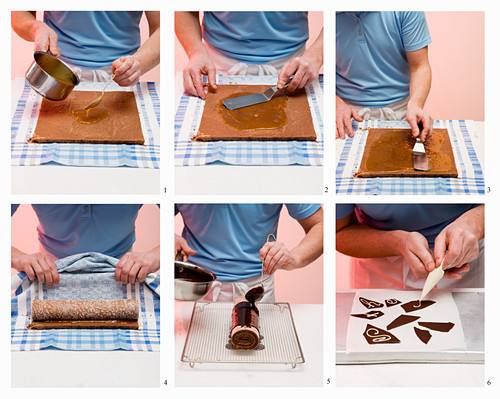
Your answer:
[175,261,216,301]
[25,51,80,101]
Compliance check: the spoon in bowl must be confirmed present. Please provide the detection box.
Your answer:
[245,233,276,305]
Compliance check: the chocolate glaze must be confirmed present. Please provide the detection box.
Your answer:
[363,324,400,344]
[417,321,455,332]
[414,327,432,344]
[175,266,214,283]
[218,92,288,131]
[355,128,458,178]
[401,300,435,313]
[386,314,420,330]
[359,297,384,309]
[232,301,259,329]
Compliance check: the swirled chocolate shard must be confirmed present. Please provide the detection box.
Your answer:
[401,300,435,313]
[351,310,384,320]
[359,297,384,309]
[414,327,432,344]
[386,314,420,330]
[417,321,455,332]
[363,324,400,344]
[385,298,402,307]
[230,296,260,350]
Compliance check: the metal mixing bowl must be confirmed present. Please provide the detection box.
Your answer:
[175,261,216,301]
[25,51,80,101]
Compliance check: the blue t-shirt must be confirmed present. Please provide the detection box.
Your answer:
[44,11,143,69]
[336,11,431,107]
[336,204,478,247]
[202,11,309,64]
[11,204,145,259]
[176,203,321,281]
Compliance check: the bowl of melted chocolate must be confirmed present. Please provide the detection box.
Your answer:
[175,261,216,301]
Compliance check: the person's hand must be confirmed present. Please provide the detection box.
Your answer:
[175,234,196,261]
[277,53,322,92]
[111,56,142,87]
[32,21,60,56]
[12,252,59,287]
[336,96,363,139]
[183,50,217,99]
[406,102,433,142]
[259,241,298,275]
[115,250,160,284]
[433,220,480,280]
[396,231,435,279]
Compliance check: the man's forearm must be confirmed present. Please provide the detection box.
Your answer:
[175,12,206,57]
[134,27,160,75]
[303,28,323,65]
[408,61,431,109]
[11,11,38,41]
[290,221,323,268]
[336,223,406,259]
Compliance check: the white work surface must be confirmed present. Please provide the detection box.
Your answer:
[174,75,323,195]
[11,164,159,195]
[175,301,323,387]
[10,80,159,195]
[176,165,322,195]
[336,289,484,387]
[11,351,159,388]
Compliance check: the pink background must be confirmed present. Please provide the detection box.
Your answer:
[11,204,160,276]
[174,11,324,74]
[424,11,484,120]
[11,11,160,82]
[175,206,324,304]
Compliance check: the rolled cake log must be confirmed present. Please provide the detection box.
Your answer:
[230,296,260,350]
[28,299,139,330]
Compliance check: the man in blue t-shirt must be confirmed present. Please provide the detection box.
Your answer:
[175,204,323,302]
[11,205,160,287]
[12,11,160,86]
[175,12,323,99]
[336,204,484,288]
[336,12,433,142]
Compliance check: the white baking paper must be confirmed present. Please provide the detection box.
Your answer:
[346,290,467,354]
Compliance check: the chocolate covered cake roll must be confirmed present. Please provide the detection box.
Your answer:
[28,299,140,330]
[230,296,260,350]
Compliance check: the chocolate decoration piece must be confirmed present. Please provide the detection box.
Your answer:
[363,324,400,344]
[359,297,384,309]
[386,314,420,330]
[355,128,458,178]
[417,322,455,332]
[414,327,432,344]
[351,310,384,320]
[194,85,317,142]
[30,91,144,144]
[385,298,402,307]
[401,300,436,313]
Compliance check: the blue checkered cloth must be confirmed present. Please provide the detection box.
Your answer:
[11,252,160,351]
[336,120,484,195]
[11,79,160,168]
[175,75,323,166]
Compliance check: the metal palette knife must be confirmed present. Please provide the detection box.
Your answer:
[412,121,430,171]
[222,77,293,110]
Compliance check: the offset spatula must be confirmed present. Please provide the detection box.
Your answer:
[222,77,293,110]
[412,121,430,171]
